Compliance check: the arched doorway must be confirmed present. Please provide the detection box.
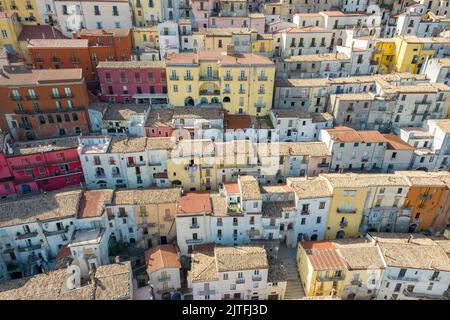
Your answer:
[336,230,345,239]
[184,97,194,106]
[172,180,182,187]
[416,167,428,172]
[211,97,219,104]
[200,97,208,104]
[223,96,230,103]
[310,234,318,241]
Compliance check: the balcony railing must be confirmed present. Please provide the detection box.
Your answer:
[190,224,200,229]
[199,75,220,81]
[184,76,193,81]
[386,275,419,282]
[258,76,268,81]
[337,208,357,214]
[169,75,179,80]
[300,210,310,215]
[10,95,22,101]
[263,224,278,230]
[236,278,245,284]
[95,173,106,178]
[351,279,362,286]
[252,275,262,282]
[158,275,171,282]
[127,162,146,167]
[186,238,203,244]
[317,274,345,282]
[238,76,247,81]
[199,90,220,96]
[16,231,38,240]
[18,244,42,253]
[318,162,329,167]
[224,76,233,81]
[26,95,39,100]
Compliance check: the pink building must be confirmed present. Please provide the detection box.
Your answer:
[4,136,83,195]
[145,109,174,138]
[192,0,215,30]
[97,61,168,105]
[208,14,265,33]
[0,133,16,199]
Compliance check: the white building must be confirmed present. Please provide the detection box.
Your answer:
[320,126,387,173]
[286,177,332,244]
[0,189,80,281]
[188,245,287,300]
[272,27,334,58]
[422,58,450,85]
[145,244,182,300]
[53,0,133,36]
[369,233,450,300]
[269,109,333,142]
[158,20,180,59]
[78,136,175,190]
[36,0,59,25]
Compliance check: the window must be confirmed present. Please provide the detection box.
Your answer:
[1,30,7,39]
[319,202,325,209]
[223,273,228,280]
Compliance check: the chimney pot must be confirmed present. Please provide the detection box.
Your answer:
[71,31,78,40]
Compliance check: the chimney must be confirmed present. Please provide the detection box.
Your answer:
[226,43,235,56]
[71,31,78,40]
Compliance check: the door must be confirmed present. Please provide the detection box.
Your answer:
[160,236,167,244]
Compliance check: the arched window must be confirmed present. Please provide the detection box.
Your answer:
[223,96,230,103]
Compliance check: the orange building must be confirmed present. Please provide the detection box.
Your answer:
[0,66,91,140]
[79,29,132,60]
[27,29,132,87]
[397,171,450,233]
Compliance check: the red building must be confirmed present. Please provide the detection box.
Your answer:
[27,29,132,87]
[2,135,83,194]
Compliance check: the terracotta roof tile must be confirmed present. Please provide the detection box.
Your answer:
[145,244,181,273]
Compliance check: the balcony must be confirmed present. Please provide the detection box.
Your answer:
[184,76,193,81]
[169,75,179,81]
[186,238,203,244]
[26,5,33,9]
[300,210,310,215]
[127,162,146,167]
[228,204,242,214]
[258,76,268,81]
[16,231,38,240]
[258,90,266,94]
[255,103,266,109]
[43,229,66,237]
[351,279,362,286]
[198,289,216,295]
[9,95,22,101]
[199,90,220,96]
[386,275,419,282]
[402,289,446,299]
[318,162,329,168]
[236,278,245,284]
[10,5,18,10]
[317,274,345,282]
[95,173,106,179]
[199,75,220,81]
[252,275,262,282]
[26,95,39,101]
[415,100,432,105]
[224,76,233,81]
[158,274,171,282]
[238,76,248,81]
[337,208,357,214]
[190,224,200,229]
[263,224,278,230]
[148,161,162,166]
[18,243,42,253]
[247,229,260,237]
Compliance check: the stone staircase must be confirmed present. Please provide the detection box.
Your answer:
[278,245,305,300]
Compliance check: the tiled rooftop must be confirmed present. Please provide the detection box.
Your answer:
[145,244,181,274]
[239,175,261,201]
[113,188,181,205]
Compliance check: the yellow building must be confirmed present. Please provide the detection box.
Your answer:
[372,36,450,74]
[166,50,275,116]
[0,0,40,25]
[0,12,22,54]
[167,140,258,192]
[297,240,347,297]
[297,239,385,299]
[130,0,163,27]
[109,188,182,248]
[322,174,369,239]
[167,140,219,192]
[132,26,159,49]
[191,28,272,58]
